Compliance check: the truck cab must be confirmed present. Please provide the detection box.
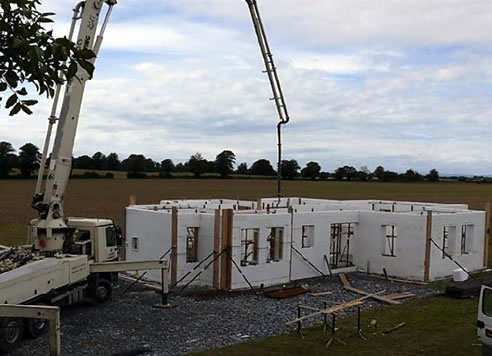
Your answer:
[67,218,120,263]
[28,218,121,263]
[478,285,492,355]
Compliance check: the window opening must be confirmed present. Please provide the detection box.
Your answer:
[240,228,259,266]
[329,223,355,268]
[267,227,283,262]
[442,226,449,258]
[186,227,199,263]
[461,225,473,254]
[131,237,139,251]
[383,225,397,257]
[301,225,315,248]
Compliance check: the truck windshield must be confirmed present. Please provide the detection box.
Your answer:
[105,227,117,247]
[483,288,492,317]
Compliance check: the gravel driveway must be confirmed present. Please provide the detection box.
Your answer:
[11,273,436,356]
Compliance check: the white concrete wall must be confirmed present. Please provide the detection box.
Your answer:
[125,208,172,282]
[230,213,291,289]
[174,213,203,286]
[291,211,359,280]
[353,211,428,281]
[126,198,486,287]
[195,213,216,285]
[429,211,486,279]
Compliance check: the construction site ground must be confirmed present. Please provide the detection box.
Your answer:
[11,273,435,356]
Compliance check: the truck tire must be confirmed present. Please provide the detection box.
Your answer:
[0,318,24,353]
[93,279,112,304]
[25,317,48,339]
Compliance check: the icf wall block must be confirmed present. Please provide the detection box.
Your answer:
[175,213,208,287]
[429,211,486,280]
[290,211,360,281]
[195,213,216,285]
[125,208,173,282]
[229,213,291,289]
[353,211,427,281]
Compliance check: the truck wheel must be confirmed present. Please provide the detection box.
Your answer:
[0,318,24,353]
[25,317,48,339]
[94,279,112,304]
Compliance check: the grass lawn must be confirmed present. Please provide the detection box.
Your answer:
[197,295,482,356]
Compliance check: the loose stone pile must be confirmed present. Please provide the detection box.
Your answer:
[0,246,34,274]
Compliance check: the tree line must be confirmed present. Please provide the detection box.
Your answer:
[0,140,467,183]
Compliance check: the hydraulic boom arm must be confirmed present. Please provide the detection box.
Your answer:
[32,0,116,252]
[244,0,290,202]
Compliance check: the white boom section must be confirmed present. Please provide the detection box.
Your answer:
[33,0,116,252]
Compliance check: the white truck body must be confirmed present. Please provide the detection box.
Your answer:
[0,255,89,305]
[478,285,492,355]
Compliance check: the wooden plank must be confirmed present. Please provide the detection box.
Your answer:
[171,207,178,285]
[484,203,491,267]
[320,300,363,315]
[344,285,401,305]
[213,209,221,289]
[338,273,351,288]
[310,290,333,297]
[285,291,384,325]
[220,209,233,290]
[424,211,433,283]
[296,305,320,312]
[119,274,163,292]
[386,292,416,300]
[286,300,363,325]
[225,209,233,290]
[382,322,406,335]
[370,274,427,286]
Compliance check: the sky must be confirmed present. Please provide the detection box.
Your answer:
[2,0,492,175]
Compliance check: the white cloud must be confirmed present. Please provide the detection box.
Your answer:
[2,0,492,175]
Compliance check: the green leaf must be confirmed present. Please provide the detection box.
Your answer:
[0,82,7,92]
[13,38,25,49]
[79,61,95,77]
[6,93,17,109]
[4,71,18,87]
[16,87,27,96]
[76,48,96,60]
[37,17,53,23]
[22,100,38,106]
[67,62,77,79]
[9,103,22,116]
[21,105,33,115]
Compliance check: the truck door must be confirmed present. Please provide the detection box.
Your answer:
[478,285,492,353]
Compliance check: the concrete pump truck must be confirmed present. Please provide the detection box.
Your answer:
[0,0,289,353]
[0,1,168,353]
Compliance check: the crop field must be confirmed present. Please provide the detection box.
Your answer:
[1,179,491,246]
